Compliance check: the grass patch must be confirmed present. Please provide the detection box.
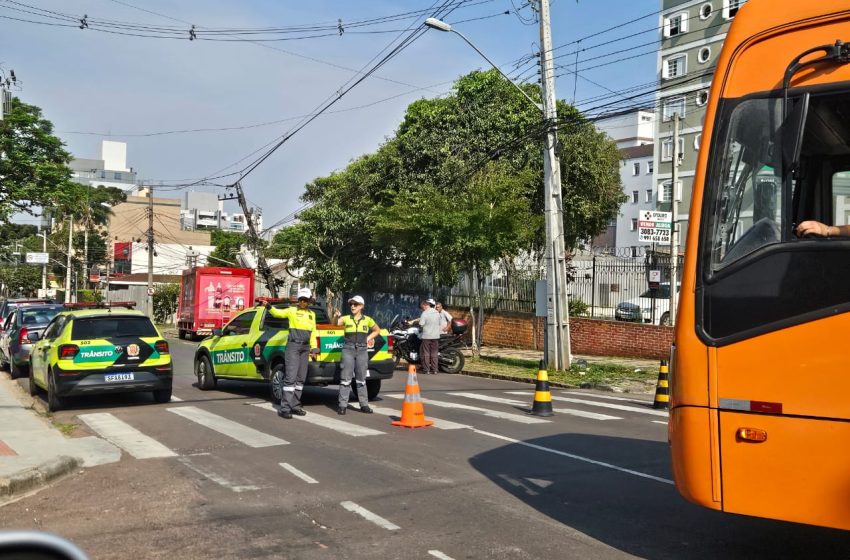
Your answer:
[52,421,77,436]
[465,356,657,390]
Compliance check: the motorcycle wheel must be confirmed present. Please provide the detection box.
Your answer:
[439,348,464,374]
[393,347,403,369]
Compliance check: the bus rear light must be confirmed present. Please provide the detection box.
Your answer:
[719,398,783,415]
[736,428,768,443]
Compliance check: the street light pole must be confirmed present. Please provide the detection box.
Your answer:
[425,3,570,369]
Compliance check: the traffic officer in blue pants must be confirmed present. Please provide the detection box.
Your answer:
[333,295,380,415]
[264,287,319,419]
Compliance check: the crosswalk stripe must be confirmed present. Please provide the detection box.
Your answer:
[168,406,289,447]
[280,462,319,484]
[368,405,471,430]
[560,391,654,405]
[252,403,385,436]
[385,394,550,424]
[79,413,177,459]
[341,501,400,530]
[503,393,668,417]
[448,392,621,421]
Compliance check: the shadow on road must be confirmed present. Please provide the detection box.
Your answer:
[469,433,850,559]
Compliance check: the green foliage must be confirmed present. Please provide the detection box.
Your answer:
[77,289,102,303]
[0,97,83,219]
[568,296,589,317]
[209,230,245,267]
[271,69,623,296]
[153,283,180,323]
[0,264,42,297]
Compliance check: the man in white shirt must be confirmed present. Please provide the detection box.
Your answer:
[435,302,453,334]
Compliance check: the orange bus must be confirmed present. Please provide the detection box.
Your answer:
[671,0,850,530]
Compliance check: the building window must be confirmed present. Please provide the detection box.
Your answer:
[696,89,709,106]
[659,181,682,203]
[700,3,713,19]
[723,0,746,19]
[647,160,654,174]
[664,12,689,38]
[694,133,702,150]
[663,54,688,79]
[641,114,652,122]
[114,172,122,180]
[662,137,686,162]
[646,189,653,203]
[630,218,638,231]
[632,162,640,176]
[697,46,711,64]
[662,96,686,120]
[632,190,639,204]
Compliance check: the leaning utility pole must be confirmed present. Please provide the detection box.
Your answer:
[669,113,680,326]
[146,186,155,317]
[221,182,278,298]
[539,0,571,370]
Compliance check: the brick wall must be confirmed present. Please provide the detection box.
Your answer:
[447,307,672,360]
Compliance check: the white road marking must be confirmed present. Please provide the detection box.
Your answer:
[428,551,455,560]
[280,462,319,484]
[177,457,261,492]
[169,395,183,402]
[368,405,471,430]
[253,403,385,436]
[509,390,654,404]
[652,420,668,425]
[167,406,289,447]
[472,429,674,485]
[79,413,177,459]
[498,473,539,496]
[385,394,550,424]
[505,392,668,417]
[449,392,621,421]
[526,478,553,489]
[340,501,400,530]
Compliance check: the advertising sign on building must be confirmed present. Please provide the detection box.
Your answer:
[638,210,672,243]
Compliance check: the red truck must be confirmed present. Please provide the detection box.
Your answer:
[177,267,255,340]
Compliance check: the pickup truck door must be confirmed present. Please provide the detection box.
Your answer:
[208,310,257,377]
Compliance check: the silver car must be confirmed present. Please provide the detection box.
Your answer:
[0,304,64,378]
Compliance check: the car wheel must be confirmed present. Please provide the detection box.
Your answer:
[9,360,21,379]
[28,362,38,396]
[269,362,285,404]
[366,379,381,401]
[0,357,8,372]
[659,312,671,327]
[439,348,465,374]
[153,385,173,403]
[178,329,187,340]
[47,370,64,413]
[196,355,216,390]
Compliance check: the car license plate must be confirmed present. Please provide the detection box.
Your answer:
[104,373,134,382]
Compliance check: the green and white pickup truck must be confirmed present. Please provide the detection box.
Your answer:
[193,302,394,401]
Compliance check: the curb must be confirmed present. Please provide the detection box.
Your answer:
[0,455,81,500]
[458,369,616,392]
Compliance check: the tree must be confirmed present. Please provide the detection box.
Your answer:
[153,283,180,324]
[209,230,245,266]
[0,97,84,219]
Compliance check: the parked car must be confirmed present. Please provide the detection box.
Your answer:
[28,304,172,412]
[0,304,64,378]
[614,284,679,326]
[0,299,54,330]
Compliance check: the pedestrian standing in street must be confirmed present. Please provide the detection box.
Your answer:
[418,298,441,374]
[333,295,379,415]
[264,288,319,419]
[435,302,453,334]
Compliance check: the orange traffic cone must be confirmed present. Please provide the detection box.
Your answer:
[391,364,433,428]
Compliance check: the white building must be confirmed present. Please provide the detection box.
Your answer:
[594,109,656,255]
[70,140,137,191]
[180,191,263,233]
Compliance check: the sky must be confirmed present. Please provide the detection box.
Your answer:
[2,0,660,230]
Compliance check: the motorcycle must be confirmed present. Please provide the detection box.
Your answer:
[389,315,467,374]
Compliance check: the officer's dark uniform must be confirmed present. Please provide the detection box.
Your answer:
[337,314,376,412]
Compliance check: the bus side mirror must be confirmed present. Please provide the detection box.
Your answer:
[781,92,810,177]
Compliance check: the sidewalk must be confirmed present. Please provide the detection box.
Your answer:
[0,376,119,502]
[472,345,661,371]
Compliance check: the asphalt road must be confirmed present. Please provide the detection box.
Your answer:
[2,337,850,559]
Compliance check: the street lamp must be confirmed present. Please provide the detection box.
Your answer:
[424,14,571,369]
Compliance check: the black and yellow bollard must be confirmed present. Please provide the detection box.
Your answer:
[653,360,670,410]
[530,360,554,417]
